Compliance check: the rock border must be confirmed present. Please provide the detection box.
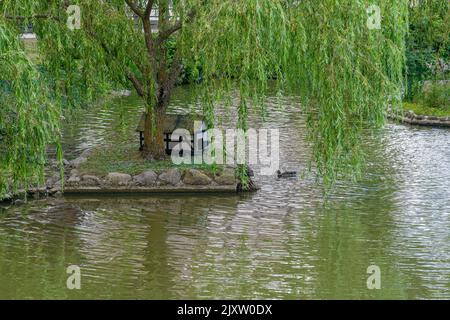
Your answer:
[62,167,245,193]
[389,110,450,128]
[1,149,259,204]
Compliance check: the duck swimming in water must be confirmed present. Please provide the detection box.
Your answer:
[276,170,297,178]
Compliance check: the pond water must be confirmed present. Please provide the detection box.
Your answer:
[0,88,449,299]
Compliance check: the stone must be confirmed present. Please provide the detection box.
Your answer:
[80,148,94,159]
[134,171,158,186]
[405,110,416,118]
[183,169,212,185]
[2,194,11,201]
[63,159,70,166]
[158,169,182,186]
[215,168,236,185]
[106,172,132,186]
[70,157,87,168]
[53,180,62,188]
[48,187,59,195]
[66,176,80,186]
[81,175,102,187]
[45,180,52,189]
[70,169,80,177]
[46,173,61,189]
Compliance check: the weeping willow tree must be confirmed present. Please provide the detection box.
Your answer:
[0,18,61,197]
[1,0,409,196]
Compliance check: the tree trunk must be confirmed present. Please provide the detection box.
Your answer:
[143,105,167,160]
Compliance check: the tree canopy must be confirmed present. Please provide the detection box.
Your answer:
[406,0,449,96]
[1,0,412,197]
[0,18,61,196]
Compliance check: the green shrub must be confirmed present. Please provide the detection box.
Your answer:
[419,82,450,109]
[405,0,450,99]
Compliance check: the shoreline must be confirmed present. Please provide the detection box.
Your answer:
[389,110,450,128]
[1,150,258,204]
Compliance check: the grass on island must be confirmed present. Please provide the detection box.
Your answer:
[77,143,219,177]
[403,102,450,117]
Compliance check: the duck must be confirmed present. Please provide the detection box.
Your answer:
[276,170,297,178]
[246,167,254,177]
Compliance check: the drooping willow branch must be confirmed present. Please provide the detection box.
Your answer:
[4,14,58,21]
[0,0,413,197]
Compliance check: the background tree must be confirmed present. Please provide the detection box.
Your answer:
[406,0,449,98]
[1,0,410,196]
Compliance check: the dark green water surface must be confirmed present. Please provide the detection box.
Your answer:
[0,88,449,299]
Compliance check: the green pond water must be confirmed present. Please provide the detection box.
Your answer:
[0,87,449,299]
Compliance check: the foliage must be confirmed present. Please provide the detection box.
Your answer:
[166,36,201,85]
[286,0,408,181]
[416,81,450,110]
[406,0,450,98]
[1,0,411,197]
[172,0,409,182]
